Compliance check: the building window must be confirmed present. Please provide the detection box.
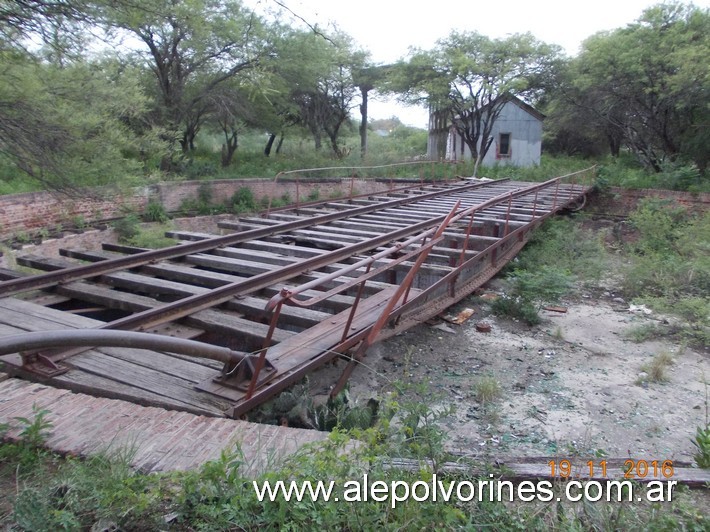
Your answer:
[497,133,511,158]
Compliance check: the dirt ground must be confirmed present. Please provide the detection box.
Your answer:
[315,283,709,463]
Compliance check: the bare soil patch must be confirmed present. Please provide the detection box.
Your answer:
[325,287,709,463]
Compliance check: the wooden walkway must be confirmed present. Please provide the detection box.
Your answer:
[0,375,327,474]
[4,374,708,487]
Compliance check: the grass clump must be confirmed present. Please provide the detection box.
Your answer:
[692,379,710,469]
[2,394,709,530]
[512,217,608,284]
[473,375,502,405]
[143,200,170,223]
[624,322,660,343]
[127,224,176,249]
[113,215,176,249]
[491,216,606,325]
[638,351,674,384]
[11,451,165,531]
[112,214,141,241]
[229,186,257,214]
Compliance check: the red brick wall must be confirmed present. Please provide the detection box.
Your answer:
[588,187,710,217]
[3,181,708,238]
[0,189,147,234]
[0,178,401,236]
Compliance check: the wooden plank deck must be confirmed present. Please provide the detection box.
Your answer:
[0,298,232,416]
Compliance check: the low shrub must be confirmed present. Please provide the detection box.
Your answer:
[143,200,170,222]
[493,266,574,325]
[112,214,141,242]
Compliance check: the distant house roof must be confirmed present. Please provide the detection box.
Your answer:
[436,94,545,131]
[498,94,546,121]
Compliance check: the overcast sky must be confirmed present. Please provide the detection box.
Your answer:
[248,0,708,127]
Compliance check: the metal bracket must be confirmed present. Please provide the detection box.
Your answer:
[20,352,69,378]
[214,356,277,392]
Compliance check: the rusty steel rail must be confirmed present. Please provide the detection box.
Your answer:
[231,171,595,411]
[0,179,500,299]
[0,168,594,417]
[247,202,462,399]
[6,184,486,375]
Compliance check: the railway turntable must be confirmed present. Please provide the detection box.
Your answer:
[0,174,591,417]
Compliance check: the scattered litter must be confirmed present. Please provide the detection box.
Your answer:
[442,307,475,325]
[629,304,652,315]
[475,321,492,333]
[432,323,456,334]
[543,305,568,313]
[479,292,499,302]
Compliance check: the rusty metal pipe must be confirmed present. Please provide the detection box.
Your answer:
[0,330,246,366]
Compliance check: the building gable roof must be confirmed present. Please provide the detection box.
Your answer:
[502,94,545,122]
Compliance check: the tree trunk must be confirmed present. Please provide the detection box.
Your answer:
[359,86,369,159]
[275,135,285,154]
[314,132,322,151]
[264,133,276,157]
[221,130,238,167]
[607,132,621,157]
[181,127,198,153]
[471,156,482,178]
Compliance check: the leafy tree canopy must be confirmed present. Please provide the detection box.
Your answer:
[550,1,709,173]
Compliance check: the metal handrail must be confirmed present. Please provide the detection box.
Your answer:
[245,201,462,399]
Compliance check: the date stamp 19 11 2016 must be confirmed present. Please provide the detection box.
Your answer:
[548,459,674,480]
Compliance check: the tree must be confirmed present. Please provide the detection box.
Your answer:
[353,64,393,158]
[0,1,154,193]
[251,27,324,157]
[105,0,272,168]
[567,2,709,172]
[289,32,366,158]
[404,31,560,176]
[0,52,149,192]
[0,0,96,49]
[208,82,255,167]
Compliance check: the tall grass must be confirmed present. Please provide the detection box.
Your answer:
[622,199,710,346]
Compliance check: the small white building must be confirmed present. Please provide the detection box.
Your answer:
[429,95,544,167]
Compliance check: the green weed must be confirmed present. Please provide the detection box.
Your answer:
[127,224,176,249]
[473,375,502,405]
[492,266,574,325]
[692,379,710,469]
[14,403,53,448]
[11,449,165,530]
[0,404,53,469]
[112,214,141,242]
[692,425,710,469]
[229,186,257,214]
[624,322,659,343]
[143,199,169,222]
[622,200,710,346]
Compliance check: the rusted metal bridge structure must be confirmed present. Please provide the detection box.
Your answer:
[0,171,592,418]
